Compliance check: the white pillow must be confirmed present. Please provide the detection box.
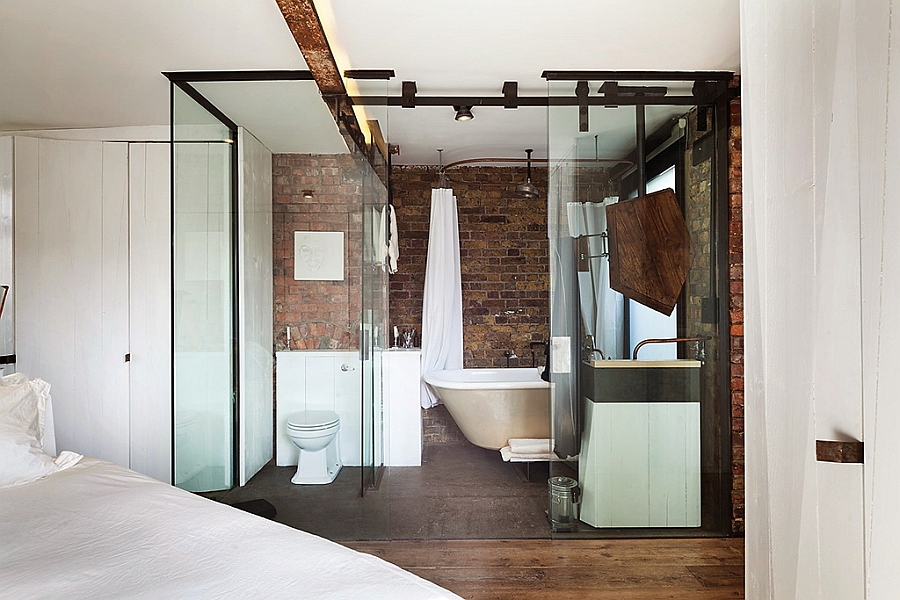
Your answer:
[0,377,59,488]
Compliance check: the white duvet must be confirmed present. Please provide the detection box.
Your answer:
[0,458,460,599]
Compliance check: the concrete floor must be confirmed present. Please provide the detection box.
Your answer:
[216,441,553,541]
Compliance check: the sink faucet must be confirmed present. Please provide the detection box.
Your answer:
[583,334,606,361]
[631,336,711,361]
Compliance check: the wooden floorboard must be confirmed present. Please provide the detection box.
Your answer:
[344,538,745,599]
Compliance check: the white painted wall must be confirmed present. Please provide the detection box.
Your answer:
[742,1,900,597]
[238,128,274,486]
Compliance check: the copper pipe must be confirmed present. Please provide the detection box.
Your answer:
[631,336,710,361]
[440,156,633,171]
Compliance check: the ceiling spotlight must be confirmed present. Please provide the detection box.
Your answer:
[454,106,474,121]
[515,149,540,199]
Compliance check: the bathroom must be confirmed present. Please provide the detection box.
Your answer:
[167,71,740,540]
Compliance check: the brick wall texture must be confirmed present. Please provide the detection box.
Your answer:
[389,166,550,369]
[728,78,745,534]
[273,94,744,531]
[272,154,363,351]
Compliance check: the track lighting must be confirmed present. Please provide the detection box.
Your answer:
[454,106,474,121]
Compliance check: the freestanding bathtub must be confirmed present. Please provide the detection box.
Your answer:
[423,368,551,450]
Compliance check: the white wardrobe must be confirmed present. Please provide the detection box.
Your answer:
[7,136,172,482]
[4,131,274,487]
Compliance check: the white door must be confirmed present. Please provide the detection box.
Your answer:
[14,137,131,465]
[128,142,172,483]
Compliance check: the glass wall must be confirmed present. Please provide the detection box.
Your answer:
[547,77,731,535]
[172,84,236,492]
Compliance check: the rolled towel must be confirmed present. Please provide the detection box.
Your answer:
[508,438,552,455]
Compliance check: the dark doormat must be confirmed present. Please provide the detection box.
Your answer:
[229,498,277,520]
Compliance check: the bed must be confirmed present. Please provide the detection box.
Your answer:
[0,374,460,599]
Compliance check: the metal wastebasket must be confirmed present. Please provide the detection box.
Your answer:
[548,476,580,532]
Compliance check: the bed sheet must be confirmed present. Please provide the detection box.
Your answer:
[0,458,460,599]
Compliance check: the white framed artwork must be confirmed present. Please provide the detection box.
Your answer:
[294,231,344,281]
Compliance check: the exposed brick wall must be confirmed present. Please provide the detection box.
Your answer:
[421,405,466,445]
[273,154,363,351]
[389,166,550,369]
[728,78,745,535]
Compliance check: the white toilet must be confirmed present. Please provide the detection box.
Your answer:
[286,410,342,485]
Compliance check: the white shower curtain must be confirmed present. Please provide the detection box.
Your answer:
[567,199,624,359]
[420,188,463,409]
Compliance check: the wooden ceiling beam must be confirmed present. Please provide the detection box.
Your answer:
[275,0,345,95]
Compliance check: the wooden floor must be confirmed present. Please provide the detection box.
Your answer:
[345,537,745,599]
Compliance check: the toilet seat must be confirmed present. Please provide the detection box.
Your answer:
[287,411,339,431]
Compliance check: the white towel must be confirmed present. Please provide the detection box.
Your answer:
[508,438,552,455]
[499,445,556,462]
[387,204,399,274]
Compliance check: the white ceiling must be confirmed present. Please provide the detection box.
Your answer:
[317,0,741,164]
[0,0,741,164]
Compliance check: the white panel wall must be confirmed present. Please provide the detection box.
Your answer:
[385,349,422,466]
[742,1,900,597]
[14,137,131,465]
[275,351,361,467]
[128,143,171,483]
[238,128,274,486]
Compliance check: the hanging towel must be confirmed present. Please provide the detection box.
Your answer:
[373,206,387,270]
[420,188,463,409]
[387,204,399,274]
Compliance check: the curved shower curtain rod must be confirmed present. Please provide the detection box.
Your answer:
[438,156,634,173]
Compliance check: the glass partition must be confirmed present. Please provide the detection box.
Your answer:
[547,78,730,535]
[350,78,391,495]
[172,84,236,492]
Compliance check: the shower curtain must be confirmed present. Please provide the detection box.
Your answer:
[567,199,624,359]
[420,188,463,409]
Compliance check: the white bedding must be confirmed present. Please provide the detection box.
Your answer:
[0,458,460,599]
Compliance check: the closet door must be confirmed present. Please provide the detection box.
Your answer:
[14,137,130,465]
[128,143,172,483]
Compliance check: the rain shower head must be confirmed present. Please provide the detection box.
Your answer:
[515,180,540,199]
[516,149,540,198]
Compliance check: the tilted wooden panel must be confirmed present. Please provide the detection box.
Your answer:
[606,188,690,315]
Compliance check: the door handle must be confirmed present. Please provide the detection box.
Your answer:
[815,440,863,464]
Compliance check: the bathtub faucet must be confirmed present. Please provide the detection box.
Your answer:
[503,349,518,368]
[530,341,548,368]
